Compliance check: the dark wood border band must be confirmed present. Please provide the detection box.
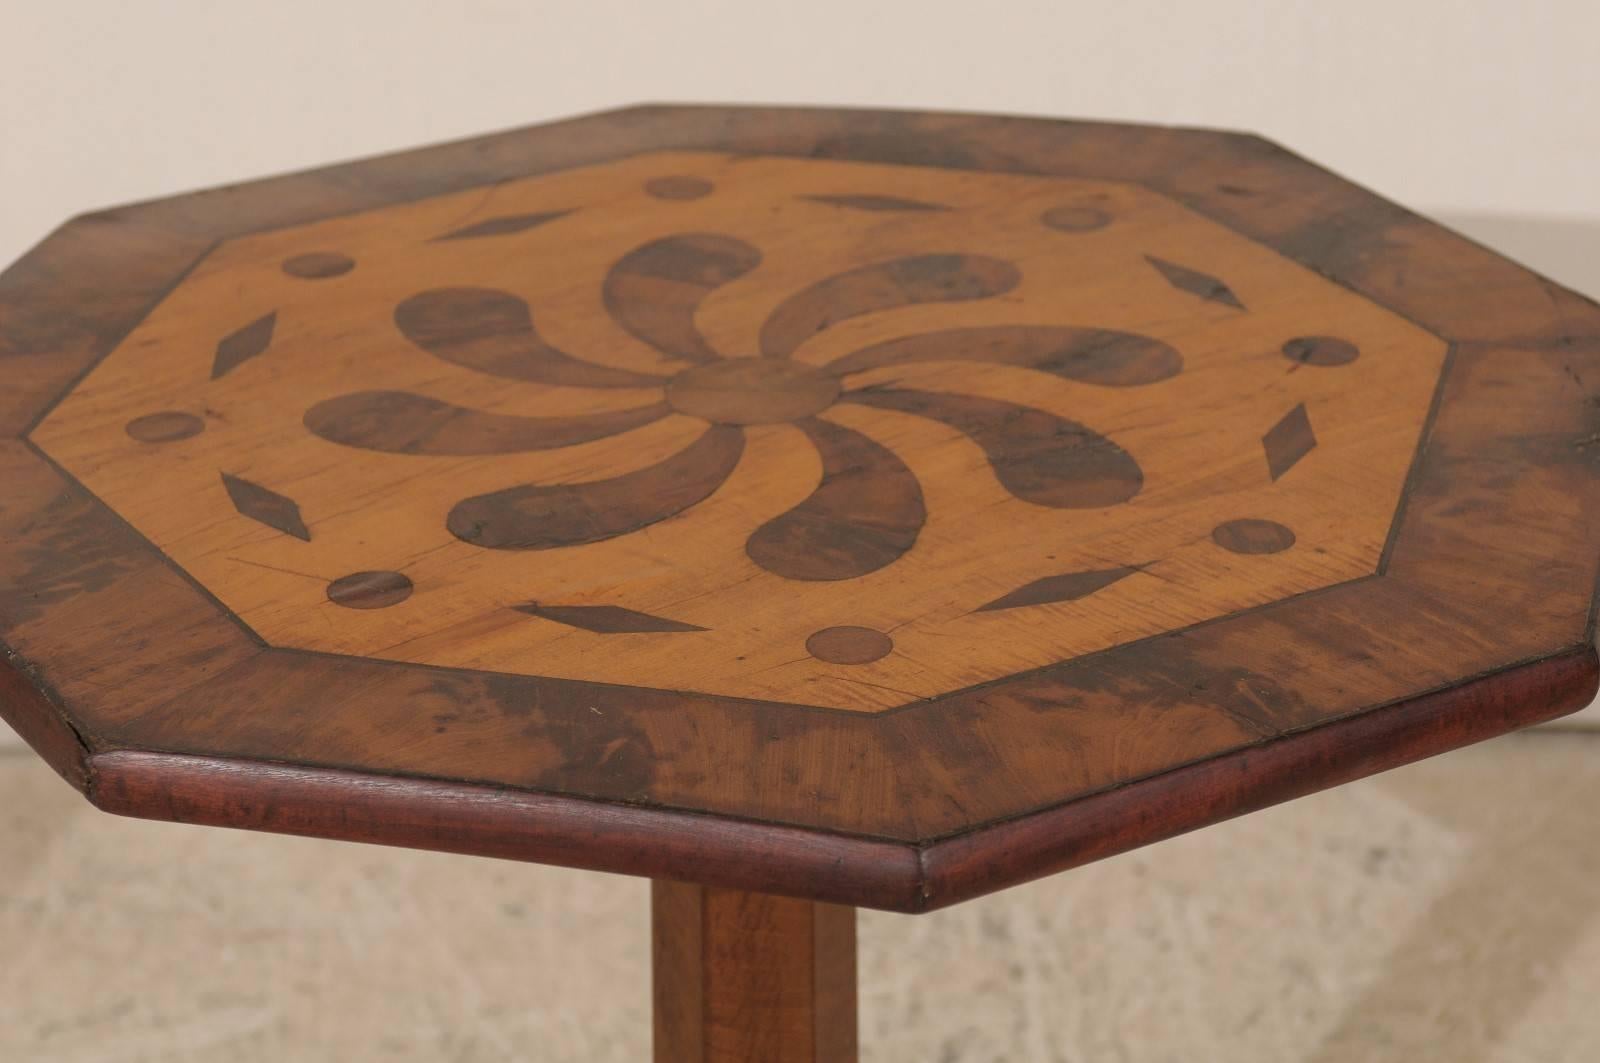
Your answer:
[916,642,1598,909]
[83,642,1594,913]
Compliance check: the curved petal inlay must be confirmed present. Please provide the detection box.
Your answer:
[843,387,1142,508]
[745,417,925,581]
[305,391,670,455]
[827,326,1182,386]
[446,425,745,550]
[396,288,666,388]
[603,234,762,364]
[760,254,1021,360]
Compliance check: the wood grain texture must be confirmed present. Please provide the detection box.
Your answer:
[2,104,1599,911]
[652,881,856,1062]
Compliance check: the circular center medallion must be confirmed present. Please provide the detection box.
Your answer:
[667,360,840,425]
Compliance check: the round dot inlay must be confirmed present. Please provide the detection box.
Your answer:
[125,411,204,443]
[327,570,413,609]
[806,626,893,665]
[1212,519,1296,555]
[1282,335,1359,367]
[283,252,355,279]
[1041,206,1111,232]
[646,176,713,201]
[668,359,840,425]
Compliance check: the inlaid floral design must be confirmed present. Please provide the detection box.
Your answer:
[305,233,1182,581]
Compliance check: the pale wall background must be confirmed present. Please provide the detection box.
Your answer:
[1,0,1597,746]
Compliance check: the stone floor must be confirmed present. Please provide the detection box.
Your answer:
[2,728,1599,1062]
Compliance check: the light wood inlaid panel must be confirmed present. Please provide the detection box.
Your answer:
[32,150,1446,711]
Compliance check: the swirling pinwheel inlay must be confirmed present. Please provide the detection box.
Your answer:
[47,149,1443,711]
[303,236,1183,583]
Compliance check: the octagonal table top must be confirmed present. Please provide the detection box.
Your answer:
[2,105,1597,911]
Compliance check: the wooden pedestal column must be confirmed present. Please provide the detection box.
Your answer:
[652,881,858,1063]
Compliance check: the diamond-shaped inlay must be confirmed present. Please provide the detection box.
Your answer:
[211,312,276,380]
[976,565,1140,613]
[221,472,310,541]
[433,209,572,242]
[514,602,707,634]
[1145,255,1246,309]
[799,193,949,213]
[1262,403,1317,480]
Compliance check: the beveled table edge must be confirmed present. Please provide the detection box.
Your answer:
[85,746,926,911]
[9,641,1581,914]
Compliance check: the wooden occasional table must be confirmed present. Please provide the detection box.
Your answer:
[2,105,1598,1060]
